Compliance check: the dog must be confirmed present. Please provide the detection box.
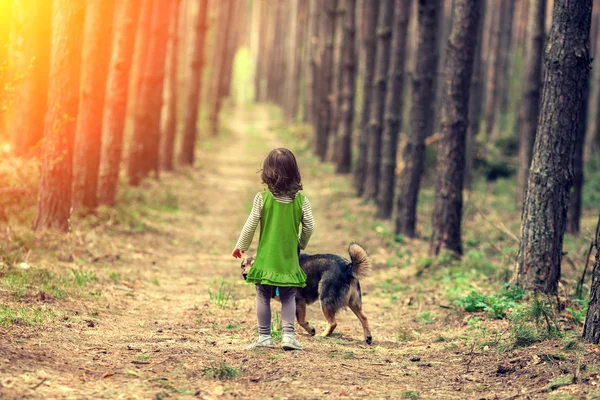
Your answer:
[241,243,373,344]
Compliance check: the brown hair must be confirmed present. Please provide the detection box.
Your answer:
[261,148,303,197]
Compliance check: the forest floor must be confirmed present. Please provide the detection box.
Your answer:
[1,104,600,400]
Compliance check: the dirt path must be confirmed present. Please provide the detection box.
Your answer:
[1,105,593,399]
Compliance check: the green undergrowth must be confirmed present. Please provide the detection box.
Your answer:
[0,304,55,327]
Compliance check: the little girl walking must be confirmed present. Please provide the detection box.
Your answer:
[232,148,315,350]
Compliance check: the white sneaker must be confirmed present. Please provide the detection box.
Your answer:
[281,334,303,351]
[246,335,275,350]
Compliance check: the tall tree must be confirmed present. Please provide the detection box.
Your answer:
[180,0,208,166]
[588,10,600,159]
[284,0,300,121]
[97,0,142,206]
[516,0,546,207]
[396,0,441,237]
[11,0,52,157]
[127,0,171,185]
[353,0,379,196]
[314,0,338,160]
[161,0,182,171]
[34,0,85,231]
[377,0,411,219]
[429,0,481,256]
[362,0,394,202]
[326,1,345,162]
[496,0,516,118]
[335,0,357,174]
[72,0,115,210]
[254,0,267,102]
[514,0,592,293]
[464,0,486,189]
[307,0,321,125]
[583,215,600,343]
[208,0,234,137]
[483,0,503,138]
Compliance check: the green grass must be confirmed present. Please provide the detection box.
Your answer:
[202,360,240,380]
[271,312,282,340]
[208,281,236,309]
[1,266,97,300]
[401,390,419,399]
[544,375,574,392]
[0,305,55,326]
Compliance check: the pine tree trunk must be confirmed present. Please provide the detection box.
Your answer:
[335,0,357,174]
[588,9,600,159]
[429,0,481,256]
[483,0,503,137]
[72,0,115,210]
[209,0,234,136]
[326,2,345,163]
[314,0,338,160]
[309,0,322,127]
[34,0,85,231]
[464,0,486,189]
[295,0,309,121]
[377,0,411,219]
[353,0,379,196]
[567,81,589,234]
[97,0,142,206]
[11,0,52,158]
[127,0,171,185]
[180,0,208,166]
[305,0,318,123]
[221,0,242,101]
[255,0,267,102]
[583,217,600,343]
[161,0,182,171]
[396,0,441,237]
[362,0,393,202]
[496,0,516,118]
[516,0,546,207]
[515,0,592,293]
[284,0,300,120]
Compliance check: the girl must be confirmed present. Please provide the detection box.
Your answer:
[232,148,315,351]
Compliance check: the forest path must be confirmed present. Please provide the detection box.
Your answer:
[2,105,554,399]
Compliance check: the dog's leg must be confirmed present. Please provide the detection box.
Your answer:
[348,300,372,345]
[295,300,316,336]
[321,305,338,337]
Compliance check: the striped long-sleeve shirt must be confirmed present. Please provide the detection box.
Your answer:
[235,192,315,251]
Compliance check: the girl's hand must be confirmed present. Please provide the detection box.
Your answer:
[232,248,244,258]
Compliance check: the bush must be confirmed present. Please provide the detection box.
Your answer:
[455,284,524,319]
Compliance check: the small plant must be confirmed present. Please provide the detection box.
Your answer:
[271,312,282,340]
[70,269,96,287]
[138,353,151,361]
[208,281,236,308]
[401,390,419,399]
[437,250,456,266]
[226,322,240,330]
[202,360,240,380]
[109,272,121,282]
[561,337,580,351]
[397,326,416,342]
[544,375,574,392]
[152,279,160,286]
[416,311,435,325]
[503,297,562,350]
[0,305,55,327]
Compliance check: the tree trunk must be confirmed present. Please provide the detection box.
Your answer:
[515,0,592,293]
[11,0,52,158]
[353,0,379,196]
[309,0,322,127]
[208,0,234,136]
[284,0,300,120]
[588,9,600,159]
[483,0,503,137]
[72,0,115,210]
[516,0,546,207]
[396,0,442,237]
[161,0,182,171]
[326,1,345,163]
[127,0,171,185]
[305,0,318,123]
[583,216,600,343]
[34,0,85,231]
[429,0,481,256]
[97,0,142,206]
[254,0,267,102]
[464,0,486,189]
[376,0,412,219]
[295,0,309,121]
[221,0,242,101]
[335,0,357,174]
[567,80,589,234]
[496,0,516,119]
[362,0,393,202]
[179,0,208,166]
[314,0,338,160]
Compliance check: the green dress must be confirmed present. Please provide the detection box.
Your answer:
[245,191,307,288]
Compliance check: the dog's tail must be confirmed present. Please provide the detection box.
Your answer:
[348,243,372,280]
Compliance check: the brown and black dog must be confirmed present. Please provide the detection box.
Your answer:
[241,243,373,344]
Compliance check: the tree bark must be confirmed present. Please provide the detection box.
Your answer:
[588,8,600,159]
[396,0,441,237]
[97,0,142,206]
[515,0,592,293]
[335,0,357,174]
[284,0,300,120]
[309,0,322,127]
[179,0,208,166]
[429,0,481,257]
[72,0,115,210]
[583,216,600,343]
[362,0,393,202]
[161,0,182,171]
[464,0,486,189]
[314,0,338,160]
[11,0,52,158]
[353,0,379,196]
[496,0,516,118]
[516,0,546,207]
[127,0,171,185]
[483,0,503,138]
[305,0,318,123]
[326,1,345,163]
[567,80,589,234]
[376,0,412,219]
[34,0,85,231]
[254,0,267,102]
